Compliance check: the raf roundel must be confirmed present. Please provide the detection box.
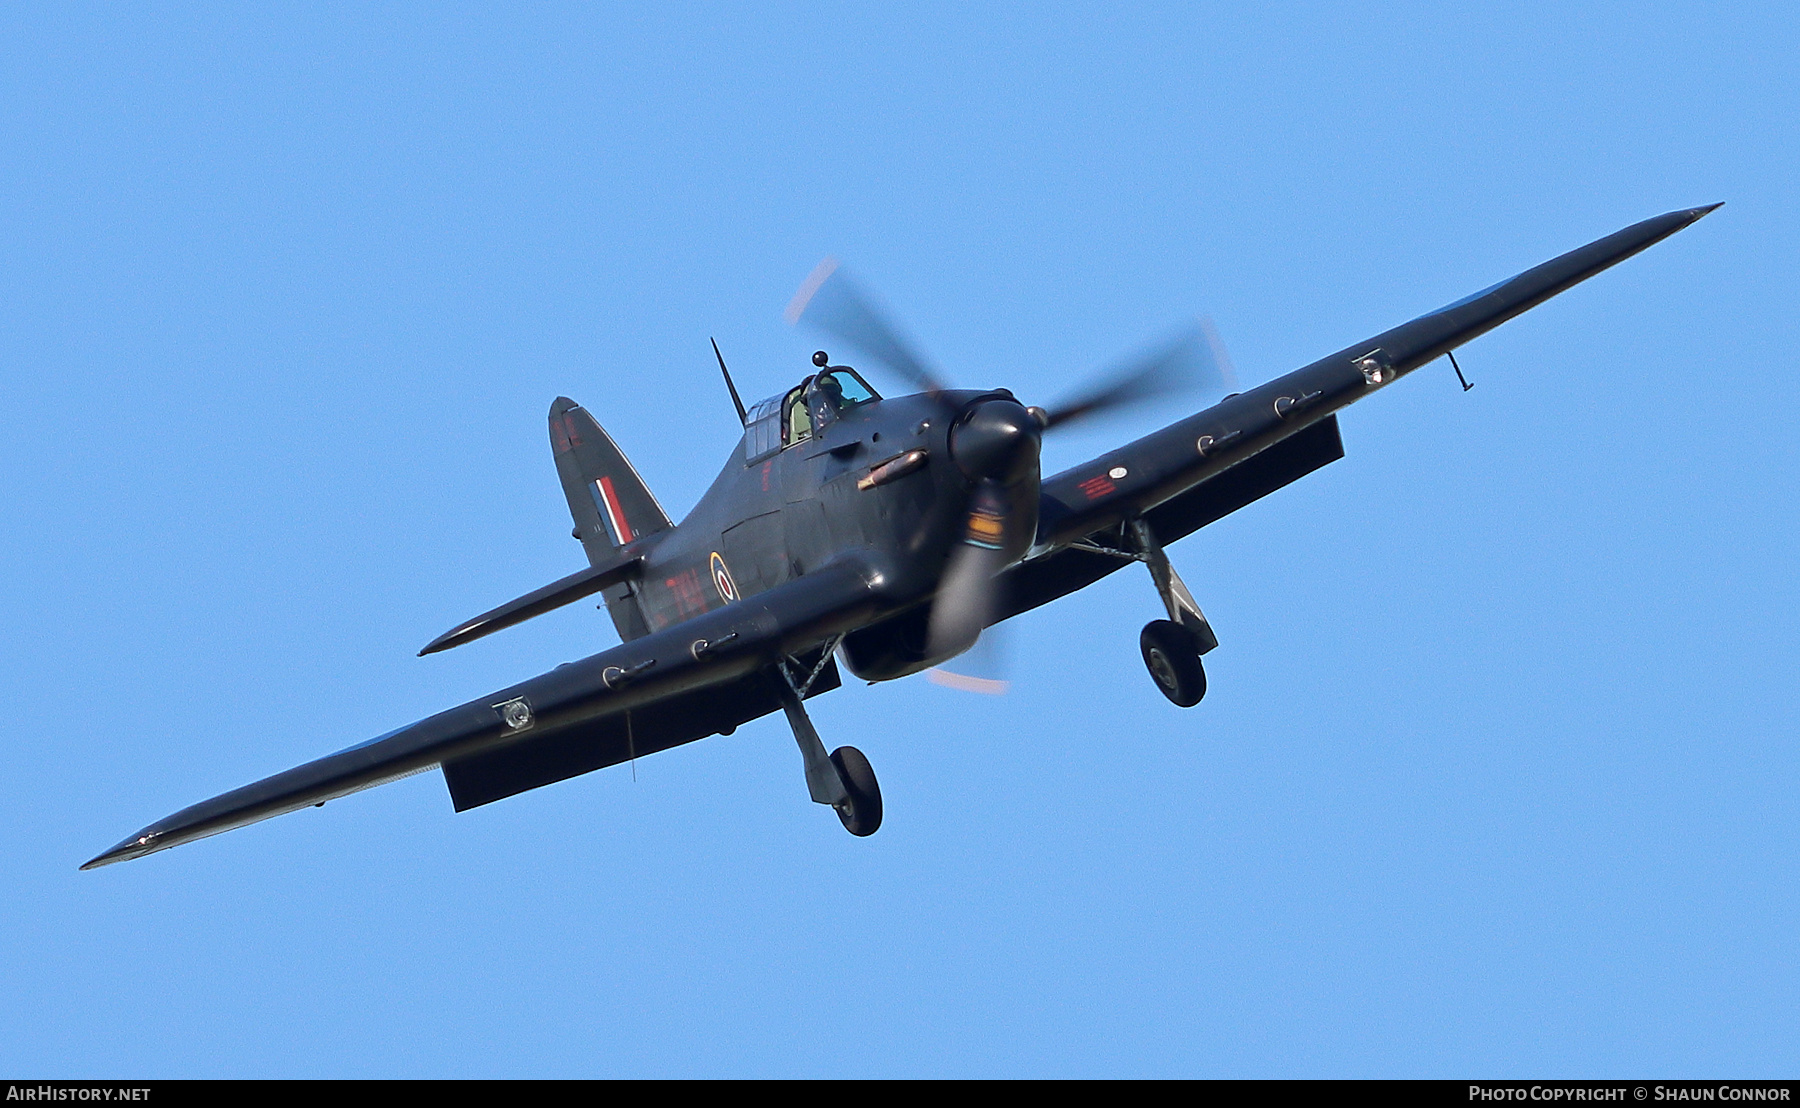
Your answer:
[710,551,740,603]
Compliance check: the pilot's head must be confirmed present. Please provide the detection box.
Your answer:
[815,371,845,406]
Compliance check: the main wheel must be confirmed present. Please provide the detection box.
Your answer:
[1140,620,1207,707]
[830,745,883,837]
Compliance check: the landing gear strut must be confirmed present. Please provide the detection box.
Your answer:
[1068,520,1218,706]
[1127,518,1216,707]
[773,644,883,836]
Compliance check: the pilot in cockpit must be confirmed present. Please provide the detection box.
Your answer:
[781,353,882,448]
[809,370,846,431]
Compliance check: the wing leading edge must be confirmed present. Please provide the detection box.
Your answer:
[1012,204,1718,590]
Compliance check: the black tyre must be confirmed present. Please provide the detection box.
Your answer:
[830,745,883,837]
[1140,619,1207,707]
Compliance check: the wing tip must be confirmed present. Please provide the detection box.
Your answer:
[81,832,156,870]
[1668,202,1723,229]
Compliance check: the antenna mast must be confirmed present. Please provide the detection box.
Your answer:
[711,338,748,426]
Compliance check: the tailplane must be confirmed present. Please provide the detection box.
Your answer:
[550,397,672,641]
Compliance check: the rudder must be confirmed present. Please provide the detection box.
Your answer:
[550,397,672,641]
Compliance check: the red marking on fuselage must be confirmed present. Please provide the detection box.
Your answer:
[598,476,635,543]
[663,568,710,619]
[761,460,773,492]
[1078,475,1116,500]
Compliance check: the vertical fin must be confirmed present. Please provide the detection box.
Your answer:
[549,397,673,641]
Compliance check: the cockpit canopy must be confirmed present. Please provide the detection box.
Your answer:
[744,366,880,462]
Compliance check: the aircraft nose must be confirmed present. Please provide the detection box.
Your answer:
[950,398,1041,483]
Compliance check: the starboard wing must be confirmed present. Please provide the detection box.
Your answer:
[84,558,885,868]
[439,652,839,812]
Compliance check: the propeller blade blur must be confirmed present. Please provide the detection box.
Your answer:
[926,478,1009,662]
[1041,316,1238,431]
[785,258,952,394]
[928,626,1011,695]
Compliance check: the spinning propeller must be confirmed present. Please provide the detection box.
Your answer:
[786,258,1238,687]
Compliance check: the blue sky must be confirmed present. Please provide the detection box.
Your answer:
[4,3,1795,1076]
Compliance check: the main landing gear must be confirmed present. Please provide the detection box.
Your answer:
[829,745,882,836]
[1128,519,1216,707]
[1077,518,1218,707]
[1141,619,1207,707]
[773,643,882,837]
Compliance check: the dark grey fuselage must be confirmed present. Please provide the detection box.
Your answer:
[625,388,1029,679]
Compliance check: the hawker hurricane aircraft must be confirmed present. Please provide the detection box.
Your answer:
[84,204,1718,868]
